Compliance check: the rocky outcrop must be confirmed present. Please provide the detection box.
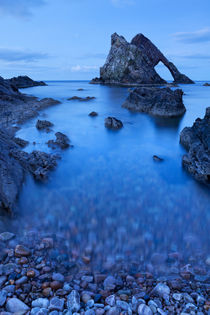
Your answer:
[203,83,210,87]
[36,119,54,132]
[7,76,47,89]
[0,75,61,213]
[91,33,194,86]
[47,132,70,149]
[122,87,186,117]
[180,108,210,185]
[105,117,123,130]
[0,129,58,213]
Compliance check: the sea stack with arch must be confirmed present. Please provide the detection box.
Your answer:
[91,33,194,86]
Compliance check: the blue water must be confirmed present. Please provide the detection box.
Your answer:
[6,81,210,272]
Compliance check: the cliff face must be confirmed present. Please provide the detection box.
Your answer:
[180,107,210,185]
[92,33,194,85]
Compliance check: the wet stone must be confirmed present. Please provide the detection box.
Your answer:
[0,289,7,307]
[6,297,29,313]
[32,298,50,308]
[105,294,116,306]
[152,283,170,298]
[67,290,80,312]
[0,232,15,242]
[49,297,64,311]
[103,276,116,291]
[138,304,153,315]
[31,308,48,315]
[15,245,31,257]
[52,272,65,282]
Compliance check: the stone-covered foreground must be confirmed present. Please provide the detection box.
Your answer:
[180,107,210,185]
[122,87,185,118]
[0,232,209,314]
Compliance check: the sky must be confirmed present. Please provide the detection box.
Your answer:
[0,0,210,81]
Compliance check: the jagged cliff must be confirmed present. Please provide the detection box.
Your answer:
[91,33,194,86]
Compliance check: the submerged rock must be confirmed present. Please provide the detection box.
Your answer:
[122,87,186,117]
[180,107,210,185]
[68,96,96,101]
[6,297,29,313]
[89,111,98,117]
[47,132,70,149]
[7,75,47,89]
[13,137,29,148]
[36,119,54,131]
[105,117,123,130]
[91,33,194,85]
[153,155,164,162]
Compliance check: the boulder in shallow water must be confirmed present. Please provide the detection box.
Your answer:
[47,132,70,149]
[203,83,210,86]
[68,96,96,101]
[122,87,186,117]
[180,107,210,185]
[89,111,98,117]
[105,117,123,130]
[36,119,54,132]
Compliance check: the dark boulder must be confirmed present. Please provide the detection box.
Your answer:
[7,76,47,89]
[36,119,54,132]
[180,107,210,185]
[13,137,29,148]
[89,111,98,117]
[203,83,210,87]
[122,87,186,117]
[105,117,123,130]
[47,132,70,149]
[91,33,194,86]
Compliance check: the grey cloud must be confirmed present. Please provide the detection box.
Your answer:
[0,48,49,62]
[173,28,210,43]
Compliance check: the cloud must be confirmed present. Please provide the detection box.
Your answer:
[71,65,98,72]
[0,0,46,17]
[111,0,135,7]
[173,28,210,43]
[0,48,49,62]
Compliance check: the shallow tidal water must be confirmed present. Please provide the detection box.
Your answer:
[2,81,210,274]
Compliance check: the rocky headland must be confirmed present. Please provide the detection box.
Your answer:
[180,107,210,185]
[0,76,61,214]
[122,87,186,117]
[91,33,194,86]
[7,76,47,89]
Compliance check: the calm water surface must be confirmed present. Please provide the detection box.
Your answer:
[3,81,210,273]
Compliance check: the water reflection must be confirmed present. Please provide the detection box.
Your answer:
[1,81,210,276]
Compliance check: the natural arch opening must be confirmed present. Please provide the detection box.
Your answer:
[155,61,174,82]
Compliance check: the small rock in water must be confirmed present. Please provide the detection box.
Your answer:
[47,132,70,149]
[89,111,98,117]
[67,290,80,312]
[68,96,96,101]
[105,117,123,130]
[36,119,54,131]
[203,82,210,86]
[105,294,116,306]
[153,155,164,162]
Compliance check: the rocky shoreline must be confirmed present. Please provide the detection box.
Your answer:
[0,76,62,214]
